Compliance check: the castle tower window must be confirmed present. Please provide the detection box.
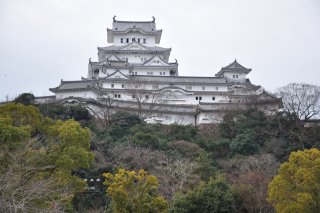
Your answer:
[111,84,114,88]
[216,87,219,90]
[126,38,129,43]
[93,69,99,77]
[196,97,198,100]
[143,38,146,43]
[138,38,141,43]
[212,97,215,100]
[202,86,205,90]
[145,95,149,99]
[121,38,123,43]
[186,85,192,90]
[122,84,124,88]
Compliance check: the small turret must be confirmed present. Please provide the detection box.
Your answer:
[215,59,251,83]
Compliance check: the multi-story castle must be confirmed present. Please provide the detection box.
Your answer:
[47,17,282,125]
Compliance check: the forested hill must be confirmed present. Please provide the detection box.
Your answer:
[1,96,320,212]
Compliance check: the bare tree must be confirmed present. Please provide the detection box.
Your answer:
[0,140,69,213]
[83,97,119,128]
[125,83,169,120]
[277,83,320,121]
[220,154,279,213]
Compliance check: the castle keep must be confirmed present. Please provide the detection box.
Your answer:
[48,17,282,125]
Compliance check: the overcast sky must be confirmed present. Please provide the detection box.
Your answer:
[0,0,319,101]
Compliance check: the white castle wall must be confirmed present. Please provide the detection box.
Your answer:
[113,33,156,46]
[224,72,246,83]
[56,91,98,100]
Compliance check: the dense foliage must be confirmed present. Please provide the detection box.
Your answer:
[268,148,320,212]
[0,103,93,212]
[103,169,168,213]
[2,92,320,212]
[171,177,235,213]
[14,92,35,105]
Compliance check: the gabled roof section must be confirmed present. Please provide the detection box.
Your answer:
[120,41,149,51]
[98,42,171,52]
[105,69,129,79]
[215,59,252,77]
[107,16,162,44]
[96,57,127,67]
[112,16,158,32]
[49,80,101,93]
[143,55,171,66]
[107,54,122,61]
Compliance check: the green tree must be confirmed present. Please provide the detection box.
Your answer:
[268,148,320,213]
[0,103,42,131]
[14,92,35,105]
[171,177,235,213]
[103,168,168,213]
[230,129,258,155]
[0,103,94,211]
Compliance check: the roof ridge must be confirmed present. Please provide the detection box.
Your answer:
[113,16,155,23]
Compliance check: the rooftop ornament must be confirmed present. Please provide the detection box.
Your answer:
[113,15,117,22]
[152,16,155,22]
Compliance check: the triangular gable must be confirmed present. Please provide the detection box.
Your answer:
[106,69,129,79]
[120,41,149,51]
[98,56,126,66]
[143,55,170,66]
[107,55,122,61]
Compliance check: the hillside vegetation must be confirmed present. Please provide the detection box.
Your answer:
[1,96,320,212]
